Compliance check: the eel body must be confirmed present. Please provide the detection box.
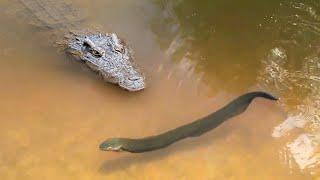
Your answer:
[100,91,277,153]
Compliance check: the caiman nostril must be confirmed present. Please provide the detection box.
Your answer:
[128,77,140,81]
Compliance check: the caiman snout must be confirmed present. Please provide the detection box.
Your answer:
[119,76,146,92]
[67,32,146,92]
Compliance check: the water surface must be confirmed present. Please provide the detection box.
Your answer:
[0,0,318,179]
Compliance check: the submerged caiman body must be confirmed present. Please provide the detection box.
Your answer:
[11,0,146,91]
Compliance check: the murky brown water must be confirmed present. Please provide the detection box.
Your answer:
[0,0,319,179]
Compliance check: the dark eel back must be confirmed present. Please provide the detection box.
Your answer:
[100,91,277,153]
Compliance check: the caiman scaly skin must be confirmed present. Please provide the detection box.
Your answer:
[66,31,145,91]
[16,0,146,91]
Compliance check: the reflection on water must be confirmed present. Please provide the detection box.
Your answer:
[258,0,320,173]
[0,0,318,179]
[154,0,320,176]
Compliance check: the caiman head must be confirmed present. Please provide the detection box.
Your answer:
[66,31,146,91]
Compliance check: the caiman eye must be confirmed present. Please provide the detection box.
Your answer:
[91,50,103,58]
[83,42,103,58]
[83,41,91,49]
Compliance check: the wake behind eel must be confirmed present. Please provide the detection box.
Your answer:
[99,91,277,153]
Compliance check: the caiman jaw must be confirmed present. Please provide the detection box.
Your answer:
[119,75,146,91]
[66,31,146,91]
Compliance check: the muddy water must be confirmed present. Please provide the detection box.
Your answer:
[0,0,318,179]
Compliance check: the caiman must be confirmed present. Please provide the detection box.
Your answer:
[7,0,146,91]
